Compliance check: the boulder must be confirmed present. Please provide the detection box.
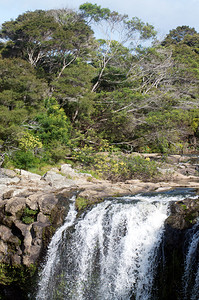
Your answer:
[41,170,76,189]
[5,197,27,216]
[60,164,76,177]
[15,169,41,181]
[0,168,17,178]
[165,198,199,230]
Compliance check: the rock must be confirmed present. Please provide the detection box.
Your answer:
[0,240,7,254]
[25,193,41,210]
[41,170,76,189]
[5,197,26,216]
[11,254,21,265]
[37,212,50,223]
[60,164,76,177]
[38,194,58,215]
[0,168,17,178]
[0,177,20,185]
[15,169,41,181]
[0,225,13,241]
[2,189,15,200]
[156,197,199,300]
[165,198,199,230]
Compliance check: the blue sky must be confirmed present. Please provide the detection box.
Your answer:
[1,0,199,39]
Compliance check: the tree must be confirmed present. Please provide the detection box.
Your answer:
[0,58,48,110]
[0,9,95,79]
[161,26,197,46]
[0,10,58,66]
[35,98,71,146]
[79,3,157,92]
[51,60,96,124]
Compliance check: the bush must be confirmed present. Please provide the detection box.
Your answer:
[21,207,38,224]
[12,150,40,170]
[124,155,159,181]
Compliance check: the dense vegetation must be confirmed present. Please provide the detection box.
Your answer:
[0,3,199,179]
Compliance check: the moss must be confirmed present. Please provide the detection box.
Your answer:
[21,207,39,224]
[181,204,187,210]
[0,263,37,289]
[75,197,90,211]
[75,196,104,214]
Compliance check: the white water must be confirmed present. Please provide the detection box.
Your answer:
[37,195,77,300]
[36,190,198,300]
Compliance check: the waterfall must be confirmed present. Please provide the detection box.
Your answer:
[36,189,198,300]
[183,223,199,300]
[37,195,77,300]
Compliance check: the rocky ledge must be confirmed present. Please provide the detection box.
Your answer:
[0,159,199,298]
[0,162,199,268]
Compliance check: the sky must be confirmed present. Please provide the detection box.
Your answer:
[0,0,199,40]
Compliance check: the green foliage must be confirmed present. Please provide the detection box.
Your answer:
[0,6,198,176]
[75,197,90,211]
[79,3,111,22]
[12,150,40,170]
[124,155,159,181]
[162,26,197,46]
[51,61,96,124]
[134,109,198,153]
[73,142,159,181]
[0,263,37,297]
[18,131,42,152]
[36,98,71,145]
[0,9,95,78]
[21,207,38,224]
[0,58,47,109]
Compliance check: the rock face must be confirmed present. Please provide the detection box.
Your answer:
[0,160,199,299]
[0,186,75,268]
[155,197,199,300]
[0,167,79,299]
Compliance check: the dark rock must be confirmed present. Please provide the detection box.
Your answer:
[166,198,199,230]
[155,197,199,300]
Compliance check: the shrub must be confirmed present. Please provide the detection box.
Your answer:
[12,150,40,170]
[124,155,159,181]
[21,207,38,224]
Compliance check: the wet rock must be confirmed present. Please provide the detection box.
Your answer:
[165,198,199,230]
[156,197,199,299]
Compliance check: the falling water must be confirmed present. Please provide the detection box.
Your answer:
[183,223,199,300]
[37,195,77,299]
[36,189,198,300]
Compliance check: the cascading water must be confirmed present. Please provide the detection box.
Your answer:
[183,223,199,300]
[37,195,77,299]
[36,189,198,300]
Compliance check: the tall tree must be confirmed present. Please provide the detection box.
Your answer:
[0,58,47,110]
[161,26,197,46]
[79,3,157,92]
[0,9,95,79]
